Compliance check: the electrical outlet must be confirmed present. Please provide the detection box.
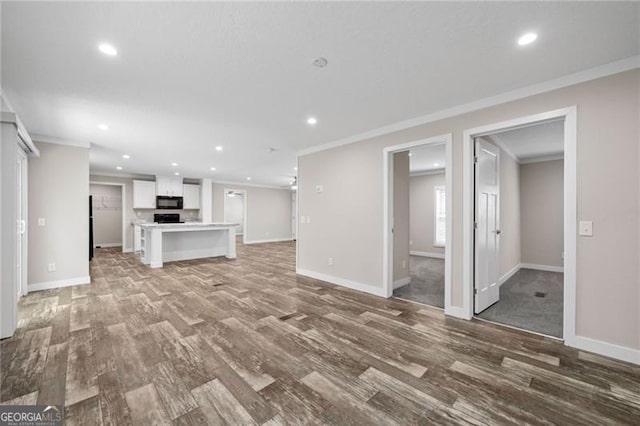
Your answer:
[38,218,46,226]
[409,240,413,246]
[47,263,56,272]
[316,185,323,193]
[579,221,593,237]
[328,257,333,266]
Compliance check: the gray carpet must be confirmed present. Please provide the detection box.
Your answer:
[477,268,564,338]
[393,256,444,308]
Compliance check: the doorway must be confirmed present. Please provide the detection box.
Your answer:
[463,107,577,343]
[224,189,246,243]
[89,182,126,255]
[383,134,453,304]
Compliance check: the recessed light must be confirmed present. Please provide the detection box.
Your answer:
[98,124,109,131]
[307,117,317,126]
[408,152,412,157]
[171,162,178,167]
[294,167,298,171]
[174,172,180,176]
[291,185,298,190]
[122,154,130,159]
[210,167,216,171]
[312,57,328,68]
[246,177,251,181]
[518,32,538,46]
[433,162,440,167]
[215,146,223,151]
[98,43,118,56]
[116,166,123,170]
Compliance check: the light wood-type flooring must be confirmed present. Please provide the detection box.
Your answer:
[1,241,639,425]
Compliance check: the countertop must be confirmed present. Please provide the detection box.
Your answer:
[137,222,239,231]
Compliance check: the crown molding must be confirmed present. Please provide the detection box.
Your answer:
[31,133,91,148]
[519,153,564,164]
[297,55,640,157]
[1,89,38,155]
[212,180,292,190]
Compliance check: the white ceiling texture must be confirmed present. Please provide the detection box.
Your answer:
[2,2,638,186]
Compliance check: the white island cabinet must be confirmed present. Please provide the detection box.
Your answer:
[138,222,237,268]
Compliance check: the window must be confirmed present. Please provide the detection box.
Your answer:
[434,186,446,247]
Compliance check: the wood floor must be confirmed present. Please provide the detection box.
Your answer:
[2,241,639,425]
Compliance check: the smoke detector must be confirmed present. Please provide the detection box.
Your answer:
[312,57,328,68]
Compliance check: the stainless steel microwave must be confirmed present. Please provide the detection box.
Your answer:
[156,196,183,210]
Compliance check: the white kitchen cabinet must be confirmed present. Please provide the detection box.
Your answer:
[183,184,201,209]
[133,224,142,251]
[133,180,156,209]
[156,176,184,197]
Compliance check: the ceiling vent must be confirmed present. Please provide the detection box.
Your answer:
[312,57,328,68]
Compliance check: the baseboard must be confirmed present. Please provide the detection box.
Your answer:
[520,263,564,273]
[393,277,411,289]
[410,251,445,259]
[499,263,522,286]
[122,246,133,253]
[94,243,122,248]
[444,305,472,320]
[29,275,91,292]
[572,336,640,365]
[244,238,294,245]
[296,268,387,298]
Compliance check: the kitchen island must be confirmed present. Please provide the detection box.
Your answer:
[138,222,238,268]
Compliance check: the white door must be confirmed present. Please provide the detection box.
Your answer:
[474,138,500,313]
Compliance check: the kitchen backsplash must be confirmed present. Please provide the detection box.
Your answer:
[135,209,200,222]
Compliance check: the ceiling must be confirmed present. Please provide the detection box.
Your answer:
[489,120,564,162]
[2,2,638,186]
[409,144,446,174]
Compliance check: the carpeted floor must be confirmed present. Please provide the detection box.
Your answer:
[477,268,564,338]
[393,256,444,308]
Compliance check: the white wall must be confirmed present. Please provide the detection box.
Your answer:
[393,151,410,282]
[90,184,123,246]
[29,142,90,287]
[298,69,640,354]
[212,183,292,243]
[409,172,445,256]
[521,160,564,267]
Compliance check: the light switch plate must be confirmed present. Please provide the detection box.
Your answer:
[38,218,46,226]
[315,185,323,193]
[579,221,593,236]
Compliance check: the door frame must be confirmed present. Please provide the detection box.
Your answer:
[462,106,577,345]
[383,133,453,300]
[223,188,247,244]
[17,148,28,297]
[89,182,127,252]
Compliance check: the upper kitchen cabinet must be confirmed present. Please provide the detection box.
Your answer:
[156,176,183,197]
[183,184,201,209]
[133,180,156,209]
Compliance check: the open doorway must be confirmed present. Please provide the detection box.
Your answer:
[463,107,577,342]
[224,189,246,243]
[383,134,453,305]
[90,183,125,251]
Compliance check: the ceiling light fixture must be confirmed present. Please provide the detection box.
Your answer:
[518,32,538,46]
[307,117,317,126]
[122,154,130,159]
[116,166,123,170]
[210,167,216,171]
[174,172,180,176]
[171,162,178,167]
[408,152,412,157]
[246,177,251,181]
[434,162,440,167]
[98,124,109,131]
[215,146,223,151]
[294,167,298,171]
[98,43,118,56]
